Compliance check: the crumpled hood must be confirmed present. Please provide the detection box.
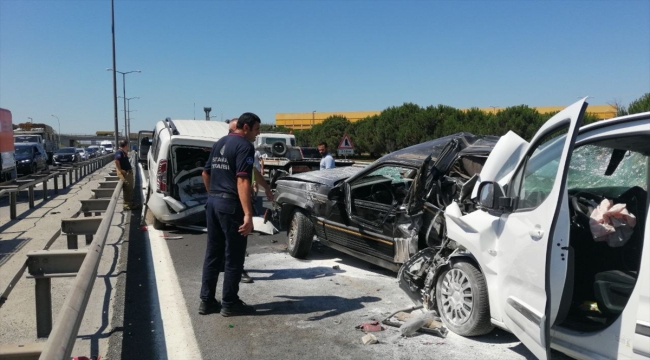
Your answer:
[278,166,362,187]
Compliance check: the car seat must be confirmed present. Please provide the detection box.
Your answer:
[593,270,637,315]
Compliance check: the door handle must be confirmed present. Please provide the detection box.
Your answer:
[529,227,544,239]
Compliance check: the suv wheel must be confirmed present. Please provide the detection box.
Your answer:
[153,217,165,230]
[435,261,493,336]
[287,210,314,258]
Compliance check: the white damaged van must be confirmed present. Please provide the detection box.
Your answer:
[146,118,229,229]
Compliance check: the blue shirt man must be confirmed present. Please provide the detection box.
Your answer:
[318,142,335,170]
[199,112,261,317]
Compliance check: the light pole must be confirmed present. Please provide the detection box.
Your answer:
[107,68,140,141]
[489,106,498,114]
[50,114,61,147]
[119,96,139,141]
[312,110,316,127]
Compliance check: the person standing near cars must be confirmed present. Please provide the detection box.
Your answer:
[114,139,137,210]
[199,112,261,316]
[318,142,335,170]
[225,117,273,284]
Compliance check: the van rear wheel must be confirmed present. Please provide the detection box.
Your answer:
[435,261,493,336]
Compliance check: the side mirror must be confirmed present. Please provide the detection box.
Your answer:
[478,181,512,212]
[477,182,494,209]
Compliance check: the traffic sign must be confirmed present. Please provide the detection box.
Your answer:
[338,134,354,149]
[337,149,354,156]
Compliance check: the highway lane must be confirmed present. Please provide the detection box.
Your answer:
[111,165,539,360]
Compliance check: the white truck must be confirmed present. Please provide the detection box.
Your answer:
[101,140,115,153]
[255,133,354,187]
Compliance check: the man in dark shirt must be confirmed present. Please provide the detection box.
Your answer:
[199,112,261,316]
[114,139,137,210]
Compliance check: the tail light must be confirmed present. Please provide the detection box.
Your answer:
[157,159,168,193]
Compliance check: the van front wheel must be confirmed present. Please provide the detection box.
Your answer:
[435,261,493,336]
[153,217,165,230]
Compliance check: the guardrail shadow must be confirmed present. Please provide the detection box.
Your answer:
[254,294,381,321]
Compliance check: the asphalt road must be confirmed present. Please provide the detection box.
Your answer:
[106,163,539,360]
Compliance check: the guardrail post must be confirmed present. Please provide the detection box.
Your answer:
[67,235,78,250]
[35,277,53,338]
[43,177,48,200]
[68,169,72,185]
[28,185,35,208]
[54,174,59,194]
[10,191,17,219]
[27,249,87,339]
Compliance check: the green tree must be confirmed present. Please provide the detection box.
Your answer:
[628,93,650,114]
[309,115,352,153]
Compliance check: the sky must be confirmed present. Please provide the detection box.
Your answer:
[1,0,649,135]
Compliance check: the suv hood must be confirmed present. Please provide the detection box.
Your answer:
[278,166,361,187]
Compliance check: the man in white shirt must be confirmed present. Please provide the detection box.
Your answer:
[318,142,335,170]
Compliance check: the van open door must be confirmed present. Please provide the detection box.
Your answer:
[490,99,587,359]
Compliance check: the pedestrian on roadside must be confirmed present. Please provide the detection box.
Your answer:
[114,139,138,210]
[318,142,335,170]
[199,112,261,316]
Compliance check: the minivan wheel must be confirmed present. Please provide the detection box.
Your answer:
[435,261,493,336]
[287,210,314,259]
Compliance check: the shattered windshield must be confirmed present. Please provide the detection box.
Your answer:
[568,145,647,190]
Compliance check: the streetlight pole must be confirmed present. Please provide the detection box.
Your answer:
[51,114,61,147]
[107,68,140,142]
[312,110,316,127]
[119,96,139,142]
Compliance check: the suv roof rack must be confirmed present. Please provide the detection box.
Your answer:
[163,117,179,136]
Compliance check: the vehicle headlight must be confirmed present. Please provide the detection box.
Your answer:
[21,159,32,163]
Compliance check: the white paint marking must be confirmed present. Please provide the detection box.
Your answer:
[139,162,202,359]
[147,226,202,359]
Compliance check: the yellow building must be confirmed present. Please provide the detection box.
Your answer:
[275,104,617,130]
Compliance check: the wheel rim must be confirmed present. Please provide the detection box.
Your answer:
[440,268,474,326]
[288,216,297,249]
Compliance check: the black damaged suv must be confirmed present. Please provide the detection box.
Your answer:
[272,132,498,271]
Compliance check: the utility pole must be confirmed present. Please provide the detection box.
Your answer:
[111,0,119,150]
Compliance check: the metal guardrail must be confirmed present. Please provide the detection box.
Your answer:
[38,178,123,359]
[0,156,131,360]
[0,154,114,220]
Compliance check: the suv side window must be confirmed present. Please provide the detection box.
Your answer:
[151,127,160,162]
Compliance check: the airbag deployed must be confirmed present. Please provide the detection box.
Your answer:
[589,199,636,247]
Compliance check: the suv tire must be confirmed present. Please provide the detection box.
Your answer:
[435,260,493,336]
[153,217,166,230]
[287,210,314,259]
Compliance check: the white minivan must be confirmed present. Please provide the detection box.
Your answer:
[146,118,229,229]
[399,99,650,359]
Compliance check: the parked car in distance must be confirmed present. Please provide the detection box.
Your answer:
[53,147,80,165]
[15,143,48,175]
[146,118,229,229]
[76,148,88,161]
[398,100,650,360]
[101,140,114,153]
[87,145,101,157]
[138,130,153,170]
[85,147,97,158]
[272,132,498,270]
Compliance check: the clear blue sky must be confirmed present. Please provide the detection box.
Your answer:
[1,0,649,135]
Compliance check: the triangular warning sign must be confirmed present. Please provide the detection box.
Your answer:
[338,134,354,149]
